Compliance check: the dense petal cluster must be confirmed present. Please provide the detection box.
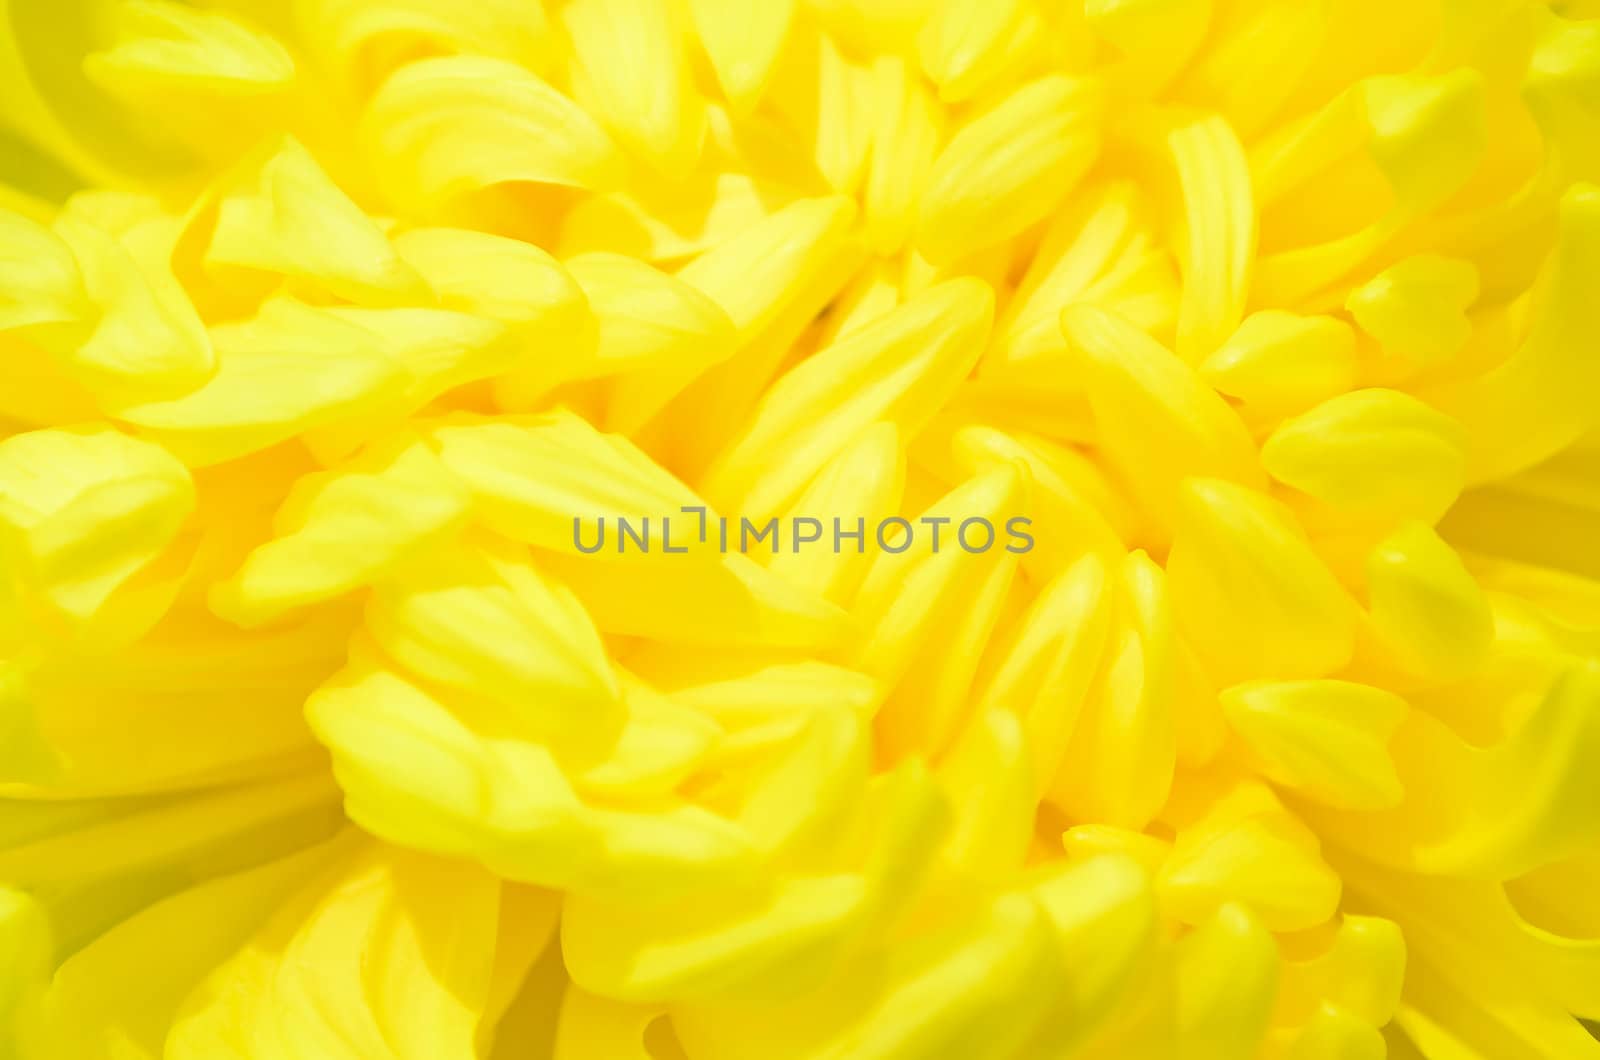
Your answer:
[3,1,1600,1058]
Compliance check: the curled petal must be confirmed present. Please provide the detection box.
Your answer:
[1221,679,1409,811]
[0,425,192,628]
[1200,311,1356,421]
[1176,903,1280,1059]
[1262,388,1469,527]
[1365,521,1494,682]
[361,56,623,214]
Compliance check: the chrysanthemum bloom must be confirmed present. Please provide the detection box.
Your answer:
[3,0,1600,1056]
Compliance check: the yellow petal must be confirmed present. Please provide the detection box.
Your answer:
[609,194,858,438]
[1051,551,1178,830]
[167,843,505,1060]
[1388,658,1600,879]
[1262,388,1468,526]
[1085,0,1211,96]
[540,548,853,650]
[429,412,703,557]
[0,0,199,188]
[1360,69,1488,215]
[50,215,214,410]
[0,425,192,628]
[975,552,1113,796]
[701,277,993,522]
[774,30,873,196]
[665,196,851,343]
[917,0,1045,103]
[0,205,91,333]
[562,870,872,1003]
[0,770,342,959]
[564,252,735,381]
[210,436,470,627]
[1170,114,1257,362]
[394,226,594,406]
[558,167,793,263]
[1061,826,1171,873]
[811,893,1060,1059]
[803,0,932,57]
[564,0,706,178]
[990,181,1154,367]
[1167,478,1356,683]
[1278,1008,1388,1060]
[636,655,878,731]
[308,658,753,897]
[767,422,905,607]
[949,425,1128,568]
[300,305,516,461]
[295,0,560,93]
[364,539,622,739]
[0,889,48,1042]
[1428,183,1600,482]
[856,465,1023,762]
[1395,952,1600,1060]
[937,708,1033,879]
[949,355,1100,447]
[498,250,730,419]
[916,75,1103,266]
[1200,311,1356,421]
[1024,855,1160,1056]
[690,0,795,115]
[2,610,340,793]
[1366,521,1494,681]
[1062,303,1262,537]
[117,298,406,466]
[735,701,869,861]
[1253,69,1490,305]
[572,674,722,800]
[862,56,944,254]
[361,55,622,214]
[16,834,344,1060]
[206,137,426,305]
[1346,254,1479,371]
[1524,10,1600,185]
[430,420,852,649]
[82,0,296,161]
[395,227,586,332]
[1221,680,1408,810]
[1277,914,1406,1031]
[1177,903,1280,1060]
[553,988,670,1060]
[1158,783,1342,932]
[1176,2,1326,139]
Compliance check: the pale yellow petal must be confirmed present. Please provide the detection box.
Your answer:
[690,0,795,115]
[1167,478,1356,683]
[362,56,622,215]
[1170,114,1257,362]
[564,0,705,178]
[916,75,1103,266]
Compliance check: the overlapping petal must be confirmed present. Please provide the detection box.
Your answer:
[2,2,1599,1059]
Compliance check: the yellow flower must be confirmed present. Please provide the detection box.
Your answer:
[3,1,1600,1058]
